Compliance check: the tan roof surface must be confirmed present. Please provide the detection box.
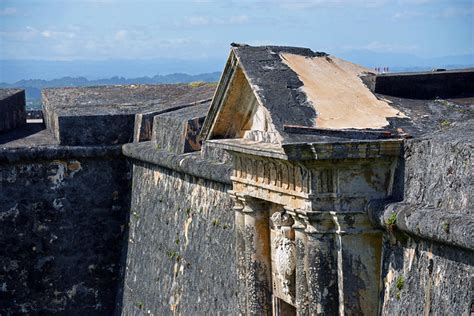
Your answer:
[281,53,406,129]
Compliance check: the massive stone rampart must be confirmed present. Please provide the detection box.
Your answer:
[120,142,238,315]
[371,120,473,315]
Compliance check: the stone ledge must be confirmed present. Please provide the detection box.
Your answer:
[122,141,232,184]
[0,145,123,163]
[283,139,403,160]
[369,201,473,251]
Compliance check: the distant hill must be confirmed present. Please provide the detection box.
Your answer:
[0,72,222,110]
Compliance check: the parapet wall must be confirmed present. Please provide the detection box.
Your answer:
[374,69,474,99]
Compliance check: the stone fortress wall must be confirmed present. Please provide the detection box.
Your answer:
[374,122,473,315]
[0,149,130,314]
[1,83,242,315]
[0,46,472,315]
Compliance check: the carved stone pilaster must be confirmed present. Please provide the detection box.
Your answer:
[300,212,340,315]
[291,216,309,315]
[231,194,246,315]
[242,198,272,316]
[331,212,383,315]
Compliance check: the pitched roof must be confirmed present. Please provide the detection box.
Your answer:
[200,45,407,146]
[200,45,474,160]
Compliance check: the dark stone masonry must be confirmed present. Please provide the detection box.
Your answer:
[0,45,473,315]
[0,89,26,133]
[0,155,130,315]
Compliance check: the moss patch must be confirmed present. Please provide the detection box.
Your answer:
[387,213,397,226]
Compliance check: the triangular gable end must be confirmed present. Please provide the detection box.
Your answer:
[200,49,283,145]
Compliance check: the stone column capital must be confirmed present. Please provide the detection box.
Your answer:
[240,196,269,213]
[301,211,337,234]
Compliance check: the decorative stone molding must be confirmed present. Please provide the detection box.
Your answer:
[270,211,295,228]
[227,150,398,315]
[272,236,296,297]
[232,155,310,195]
[270,211,296,301]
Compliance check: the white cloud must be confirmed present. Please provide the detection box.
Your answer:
[349,41,418,53]
[247,39,273,46]
[0,26,77,42]
[41,30,52,38]
[40,30,76,39]
[392,10,424,19]
[393,5,474,20]
[67,25,82,32]
[435,6,474,18]
[274,0,388,10]
[184,14,249,27]
[398,0,432,4]
[0,7,16,16]
[76,0,115,3]
[187,16,210,26]
[0,26,38,41]
[365,41,417,53]
[114,30,128,41]
[229,15,249,23]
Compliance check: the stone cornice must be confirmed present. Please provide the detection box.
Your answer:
[282,139,403,160]
[205,138,403,162]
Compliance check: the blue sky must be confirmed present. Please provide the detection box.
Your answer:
[0,0,473,63]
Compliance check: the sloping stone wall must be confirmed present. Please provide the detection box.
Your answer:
[121,160,238,316]
[379,121,473,316]
[0,152,130,315]
[381,238,473,315]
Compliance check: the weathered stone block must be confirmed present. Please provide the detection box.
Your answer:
[153,102,210,154]
[42,84,215,146]
[0,89,26,133]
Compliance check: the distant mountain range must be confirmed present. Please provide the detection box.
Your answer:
[0,58,225,83]
[2,51,472,82]
[0,72,222,109]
